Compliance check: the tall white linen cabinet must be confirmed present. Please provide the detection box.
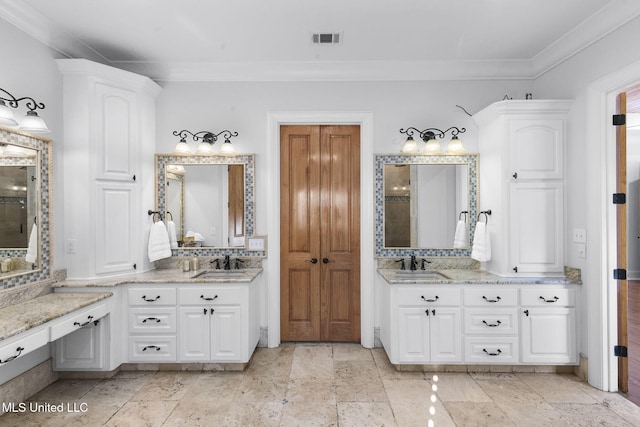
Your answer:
[472,100,573,278]
[58,59,162,279]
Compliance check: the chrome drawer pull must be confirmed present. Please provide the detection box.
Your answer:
[0,346,24,364]
[539,296,559,303]
[482,296,501,303]
[482,320,502,327]
[421,295,439,303]
[200,294,218,301]
[142,295,160,302]
[142,317,161,323]
[483,349,502,356]
[142,345,161,352]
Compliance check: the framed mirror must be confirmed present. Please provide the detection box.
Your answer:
[375,153,479,257]
[0,127,52,289]
[155,154,259,256]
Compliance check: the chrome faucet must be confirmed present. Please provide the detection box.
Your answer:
[223,255,231,270]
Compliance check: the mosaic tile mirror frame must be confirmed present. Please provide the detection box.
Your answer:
[375,153,479,258]
[154,153,265,257]
[0,127,52,290]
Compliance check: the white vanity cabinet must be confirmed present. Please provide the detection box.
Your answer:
[520,288,577,364]
[175,284,259,363]
[387,287,463,364]
[127,287,178,362]
[463,288,519,363]
[378,272,578,367]
[57,59,162,278]
[473,100,572,277]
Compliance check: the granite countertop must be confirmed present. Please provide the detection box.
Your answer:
[53,268,263,288]
[0,292,112,342]
[377,268,581,285]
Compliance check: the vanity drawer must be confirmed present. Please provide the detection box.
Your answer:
[128,308,177,334]
[520,289,574,306]
[464,288,518,306]
[464,337,519,364]
[179,287,244,305]
[128,287,177,306]
[464,308,518,335]
[396,288,461,306]
[0,328,49,366]
[128,336,177,362]
[50,302,108,341]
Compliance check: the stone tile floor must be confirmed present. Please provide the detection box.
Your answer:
[2,343,640,426]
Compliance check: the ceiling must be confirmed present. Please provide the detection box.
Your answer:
[1,0,639,82]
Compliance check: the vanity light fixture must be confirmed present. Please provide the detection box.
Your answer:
[172,129,239,155]
[0,87,50,133]
[399,126,466,154]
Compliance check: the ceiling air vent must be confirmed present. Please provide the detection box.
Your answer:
[312,33,342,45]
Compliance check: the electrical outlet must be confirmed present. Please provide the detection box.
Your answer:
[576,243,586,259]
[573,228,586,243]
[247,237,265,251]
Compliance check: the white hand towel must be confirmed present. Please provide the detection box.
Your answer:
[471,222,492,262]
[453,220,468,249]
[167,220,178,249]
[148,221,172,262]
[25,223,38,263]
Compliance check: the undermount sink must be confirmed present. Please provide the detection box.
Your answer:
[192,269,247,279]
[394,270,450,280]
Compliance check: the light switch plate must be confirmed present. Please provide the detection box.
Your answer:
[573,228,587,243]
[247,236,267,252]
[576,243,586,259]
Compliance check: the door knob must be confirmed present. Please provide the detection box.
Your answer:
[322,258,332,264]
[306,258,318,264]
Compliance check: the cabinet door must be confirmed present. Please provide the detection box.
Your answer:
[210,305,242,361]
[94,82,138,182]
[521,307,576,364]
[509,182,564,275]
[509,119,563,180]
[178,307,210,361]
[54,321,105,370]
[430,307,462,363]
[95,182,137,275]
[397,307,430,363]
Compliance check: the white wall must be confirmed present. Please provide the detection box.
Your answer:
[0,21,65,271]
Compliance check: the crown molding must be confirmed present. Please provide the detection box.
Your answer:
[115,59,535,82]
[0,0,106,62]
[531,0,640,78]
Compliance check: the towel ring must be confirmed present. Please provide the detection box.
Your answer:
[458,211,468,221]
[166,211,173,221]
[477,210,492,223]
[147,210,162,223]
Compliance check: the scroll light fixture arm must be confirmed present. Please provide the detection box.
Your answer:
[399,126,466,142]
[0,87,45,112]
[172,129,238,144]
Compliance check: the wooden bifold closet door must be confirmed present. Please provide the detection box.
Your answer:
[280,125,361,342]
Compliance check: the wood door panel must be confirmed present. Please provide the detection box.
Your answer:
[320,125,361,342]
[281,124,360,342]
[288,270,313,322]
[616,92,629,392]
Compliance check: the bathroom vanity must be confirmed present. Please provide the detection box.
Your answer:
[377,268,579,367]
[52,268,263,372]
